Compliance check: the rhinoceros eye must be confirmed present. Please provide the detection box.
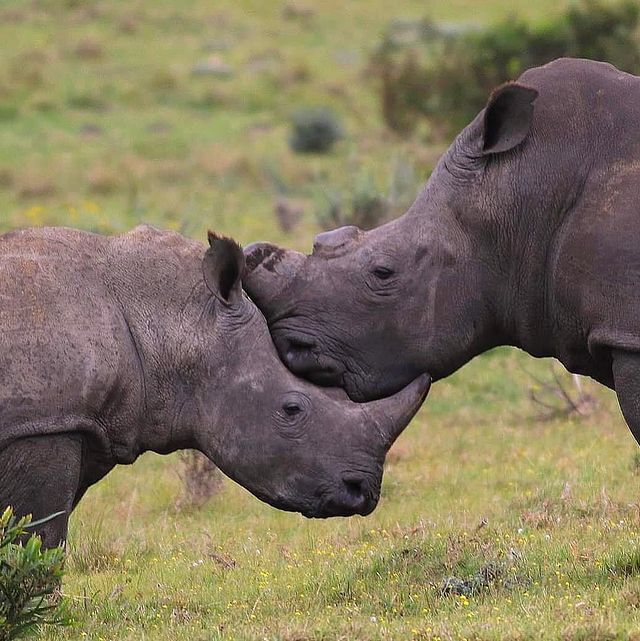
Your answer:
[283,402,302,417]
[275,393,310,438]
[372,266,394,280]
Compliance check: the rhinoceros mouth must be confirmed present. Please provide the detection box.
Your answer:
[259,475,380,519]
[260,493,378,519]
[301,496,378,519]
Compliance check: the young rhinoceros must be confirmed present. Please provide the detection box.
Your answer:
[0,225,429,547]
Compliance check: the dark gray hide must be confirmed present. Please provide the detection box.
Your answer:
[0,225,429,547]
[244,57,640,446]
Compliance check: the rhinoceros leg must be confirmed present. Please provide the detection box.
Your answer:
[0,433,82,548]
[612,350,640,446]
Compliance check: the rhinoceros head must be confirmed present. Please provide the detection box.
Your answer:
[243,83,539,401]
[195,233,430,517]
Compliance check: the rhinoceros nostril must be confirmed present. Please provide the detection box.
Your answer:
[342,476,365,502]
[316,475,377,517]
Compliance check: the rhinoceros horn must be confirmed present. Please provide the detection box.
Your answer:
[312,225,362,256]
[364,373,431,448]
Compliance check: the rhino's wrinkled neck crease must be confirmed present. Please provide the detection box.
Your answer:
[495,158,593,362]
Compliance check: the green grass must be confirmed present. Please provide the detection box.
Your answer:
[3,1,640,640]
[44,353,640,640]
[0,0,568,247]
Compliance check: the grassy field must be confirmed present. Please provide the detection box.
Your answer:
[51,356,640,641]
[2,1,640,640]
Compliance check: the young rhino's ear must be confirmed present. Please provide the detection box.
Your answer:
[202,231,244,304]
[481,82,538,155]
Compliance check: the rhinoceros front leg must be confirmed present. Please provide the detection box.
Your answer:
[612,349,640,446]
[0,433,82,548]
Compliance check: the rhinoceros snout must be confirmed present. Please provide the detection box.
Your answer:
[313,475,377,518]
[275,331,347,387]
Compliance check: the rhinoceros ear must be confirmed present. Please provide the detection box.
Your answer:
[202,231,244,304]
[481,82,538,155]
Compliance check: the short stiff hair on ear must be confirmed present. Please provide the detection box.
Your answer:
[202,231,245,304]
[482,82,539,155]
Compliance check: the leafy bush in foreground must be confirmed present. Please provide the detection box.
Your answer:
[373,0,640,138]
[0,508,69,640]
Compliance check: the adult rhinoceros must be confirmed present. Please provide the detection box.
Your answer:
[0,225,429,547]
[244,57,640,445]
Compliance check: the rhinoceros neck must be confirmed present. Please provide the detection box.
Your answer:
[492,58,631,365]
[401,180,510,380]
[405,157,585,377]
[490,171,589,362]
[103,226,217,458]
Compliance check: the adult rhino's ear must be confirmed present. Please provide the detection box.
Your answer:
[202,231,244,305]
[481,82,538,155]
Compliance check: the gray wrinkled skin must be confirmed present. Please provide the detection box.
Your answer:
[244,58,640,445]
[0,225,430,547]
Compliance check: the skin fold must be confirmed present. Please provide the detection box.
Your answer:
[0,225,429,547]
[243,57,640,446]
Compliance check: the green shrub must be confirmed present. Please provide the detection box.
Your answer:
[315,187,345,230]
[315,155,422,231]
[315,171,388,230]
[289,107,343,154]
[373,0,640,138]
[0,507,70,640]
[567,0,640,67]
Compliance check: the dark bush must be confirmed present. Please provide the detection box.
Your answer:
[289,107,343,154]
[373,0,640,138]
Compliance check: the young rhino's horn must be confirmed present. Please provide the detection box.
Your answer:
[364,374,431,448]
[242,242,305,311]
[312,225,362,256]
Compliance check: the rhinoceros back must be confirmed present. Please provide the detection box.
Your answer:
[0,227,139,446]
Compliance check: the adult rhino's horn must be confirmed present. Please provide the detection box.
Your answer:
[365,374,431,448]
[243,242,305,311]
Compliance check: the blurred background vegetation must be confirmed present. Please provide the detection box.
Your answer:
[3,0,638,246]
[3,1,640,639]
